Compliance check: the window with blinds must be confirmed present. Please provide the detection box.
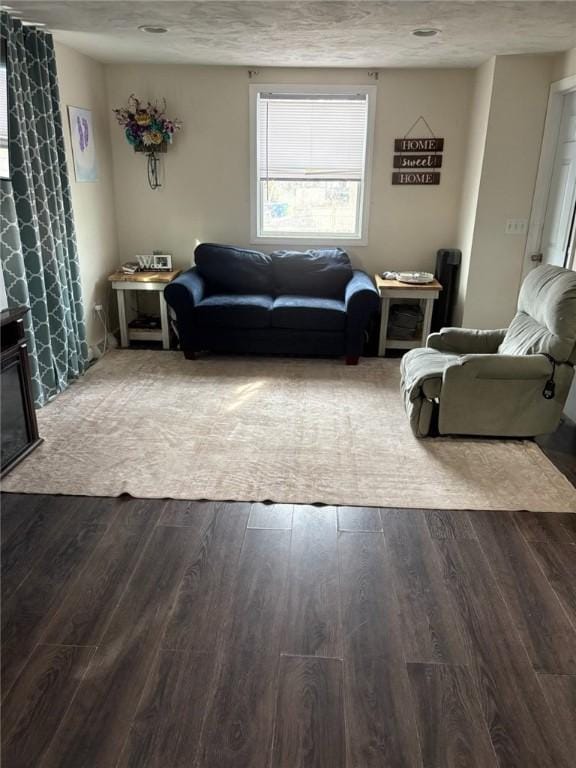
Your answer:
[0,39,9,180]
[251,86,375,242]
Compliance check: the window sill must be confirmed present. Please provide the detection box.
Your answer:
[251,235,368,247]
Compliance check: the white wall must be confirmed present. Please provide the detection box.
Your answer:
[456,54,555,329]
[553,47,576,81]
[454,58,495,325]
[105,65,473,277]
[55,42,119,352]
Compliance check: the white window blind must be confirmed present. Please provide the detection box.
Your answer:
[0,46,9,180]
[257,92,369,182]
[0,60,8,149]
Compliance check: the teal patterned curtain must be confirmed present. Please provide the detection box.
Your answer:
[0,12,87,406]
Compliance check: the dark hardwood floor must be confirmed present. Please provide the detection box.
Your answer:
[1,413,575,768]
[1,491,575,768]
[537,415,576,487]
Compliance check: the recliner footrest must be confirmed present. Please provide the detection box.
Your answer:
[400,348,458,437]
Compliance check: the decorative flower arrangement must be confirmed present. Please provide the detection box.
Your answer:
[113,94,181,153]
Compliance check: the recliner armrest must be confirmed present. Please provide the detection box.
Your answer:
[427,327,507,355]
[164,267,205,314]
[438,353,571,437]
[446,353,552,380]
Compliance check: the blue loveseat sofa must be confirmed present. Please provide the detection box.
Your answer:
[164,243,379,364]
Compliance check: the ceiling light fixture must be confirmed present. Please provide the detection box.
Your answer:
[138,24,169,34]
[412,28,440,38]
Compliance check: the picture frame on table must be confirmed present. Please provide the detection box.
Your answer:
[135,254,173,271]
[153,254,172,271]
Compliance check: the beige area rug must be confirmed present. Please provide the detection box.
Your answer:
[2,350,575,512]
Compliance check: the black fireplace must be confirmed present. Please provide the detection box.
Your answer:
[1,306,42,477]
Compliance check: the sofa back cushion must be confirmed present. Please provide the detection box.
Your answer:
[499,264,576,362]
[194,243,273,295]
[271,248,352,299]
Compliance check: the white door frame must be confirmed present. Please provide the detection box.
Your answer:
[522,73,576,279]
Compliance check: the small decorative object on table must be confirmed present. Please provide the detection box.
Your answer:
[113,94,182,190]
[121,261,139,274]
[135,253,173,271]
[153,253,172,271]
[381,270,435,284]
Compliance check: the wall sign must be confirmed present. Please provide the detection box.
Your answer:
[392,171,440,186]
[392,117,445,185]
[393,154,442,169]
[394,137,444,153]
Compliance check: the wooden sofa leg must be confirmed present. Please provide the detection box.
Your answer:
[345,355,359,366]
[184,350,196,360]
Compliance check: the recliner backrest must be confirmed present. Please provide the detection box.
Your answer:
[499,264,576,363]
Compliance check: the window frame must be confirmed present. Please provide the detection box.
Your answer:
[249,84,377,246]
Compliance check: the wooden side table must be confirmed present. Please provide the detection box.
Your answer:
[108,270,181,350]
[374,275,442,357]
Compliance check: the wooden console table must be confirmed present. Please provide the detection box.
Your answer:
[108,270,181,350]
[374,275,442,357]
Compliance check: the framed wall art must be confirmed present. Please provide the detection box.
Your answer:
[67,105,97,182]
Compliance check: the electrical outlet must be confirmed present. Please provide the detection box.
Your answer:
[505,219,528,235]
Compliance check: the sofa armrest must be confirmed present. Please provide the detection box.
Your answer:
[427,327,507,355]
[164,267,205,314]
[447,353,552,380]
[345,270,379,312]
[344,271,380,358]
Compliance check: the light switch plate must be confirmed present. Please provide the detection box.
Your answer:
[505,219,528,235]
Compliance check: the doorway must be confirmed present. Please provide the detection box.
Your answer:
[539,91,576,269]
[525,76,576,420]
[525,77,576,275]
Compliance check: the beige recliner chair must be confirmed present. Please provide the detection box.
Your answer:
[401,264,576,437]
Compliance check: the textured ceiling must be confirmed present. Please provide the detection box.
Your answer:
[6,1,576,68]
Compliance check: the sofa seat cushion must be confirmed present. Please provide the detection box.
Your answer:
[271,296,347,331]
[195,294,273,328]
